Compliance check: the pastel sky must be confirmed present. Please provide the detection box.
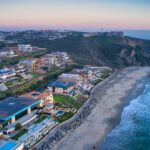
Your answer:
[0,0,150,31]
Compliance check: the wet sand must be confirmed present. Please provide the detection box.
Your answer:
[53,67,150,150]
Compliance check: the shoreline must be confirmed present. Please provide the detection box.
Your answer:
[99,77,147,148]
[52,67,150,150]
[35,69,118,150]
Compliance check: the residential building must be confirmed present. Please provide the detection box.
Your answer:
[44,54,57,67]
[18,44,33,52]
[47,80,74,94]
[19,59,37,70]
[44,52,71,67]
[0,48,16,57]
[58,73,81,83]
[20,91,53,107]
[36,57,45,69]
[0,68,16,81]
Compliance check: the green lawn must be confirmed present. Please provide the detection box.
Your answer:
[53,95,82,110]
[35,115,48,124]
[101,69,112,79]
[11,129,27,140]
[57,112,74,123]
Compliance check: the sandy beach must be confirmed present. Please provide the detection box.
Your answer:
[53,67,150,150]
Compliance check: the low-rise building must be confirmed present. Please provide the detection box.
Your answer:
[58,73,81,84]
[47,80,74,94]
[19,59,37,70]
[18,44,33,52]
[20,91,53,107]
[0,68,16,81]
[44,54,57,67]
[0,48,16,58]
[0,97,41,134]
[36,57,45,69]
[19,117,58,149]
[44,52,71,67]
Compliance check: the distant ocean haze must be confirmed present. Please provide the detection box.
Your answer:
[123,30,150,40]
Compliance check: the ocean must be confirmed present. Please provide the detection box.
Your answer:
[100,80,150,150]
[123,30,150,40]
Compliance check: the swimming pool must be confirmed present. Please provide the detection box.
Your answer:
[0,139,17,150]
[56,111,64,116]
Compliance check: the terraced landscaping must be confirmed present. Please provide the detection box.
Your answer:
[53,95,82,110]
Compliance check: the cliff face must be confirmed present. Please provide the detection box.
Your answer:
[25,35,150,68]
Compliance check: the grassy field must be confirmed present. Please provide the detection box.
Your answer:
[101,69,112,79]
[11,129,27,140]
[53,94,82,110]
[57,112,74,123]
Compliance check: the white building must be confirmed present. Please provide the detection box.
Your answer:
[58,73,81,83]
[44,52,71,67]
[0,49,15,57]
[44,54,57,67]
[18,44,33,52]
[0,68,16,81]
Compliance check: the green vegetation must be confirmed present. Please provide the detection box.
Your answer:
[101,69,112,79]
[11,129,27,140]
[57,112,74,123]
[29,72,40,78]
[5,81,13,86]
[25,35,150,68]
[53,94,82,110]
[15,123,22,130]
[35,115,48,124]
[0,65,75,100]
[0,50,47,68]
[5,77,25,87]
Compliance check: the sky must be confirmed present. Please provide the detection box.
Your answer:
[0,0,150,31]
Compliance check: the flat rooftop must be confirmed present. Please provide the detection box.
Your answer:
[48,80,73,90]
[0,97,41,121]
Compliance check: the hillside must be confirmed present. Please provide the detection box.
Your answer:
[23,35,150,68]
[2,35,150,68]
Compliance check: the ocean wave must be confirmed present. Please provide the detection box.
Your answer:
[100,82,150,150]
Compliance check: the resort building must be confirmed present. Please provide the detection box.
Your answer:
[0,97,41,134]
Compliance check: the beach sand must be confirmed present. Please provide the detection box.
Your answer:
[53,67,150,150]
